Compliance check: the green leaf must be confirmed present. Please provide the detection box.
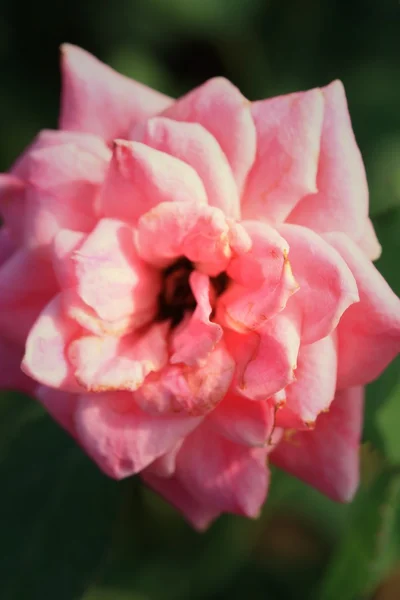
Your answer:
[0,392,120,600]
[317,462,400,600]
[377,378,400,465]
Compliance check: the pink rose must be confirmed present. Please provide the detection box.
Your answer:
[1,45,399,530]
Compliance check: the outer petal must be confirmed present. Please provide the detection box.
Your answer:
[100,140,207,225]
[176,425,269,517]
[275,334,337,429]
[288,81,369,242]
[278,224,359,344]
[59,44,172,140]
[326,232,400,387]
[357,218,382,261]
[0,227,17,267]
[132,117,240,218]
[23,142,110,249]
[209,391,275,447]
[242,88,323,223]
[0,249,58,344]
[74,392,201,479]
[144,441,183,478]
[0,174,26,242]
[35,385,79,438]
[22,295,81,392]
[72,218,160,325]
[163,77,256,192]
[223,306,301,401]
[135,342,235,416]
[136,201,234,276]
[142,472,220,531]
[271,386,364,502]
[170,272,223,366]
[68,322,169,392]
[218,221,299,330]
[0,337,36,394]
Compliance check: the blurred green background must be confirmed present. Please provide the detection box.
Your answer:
[0,1,399,599]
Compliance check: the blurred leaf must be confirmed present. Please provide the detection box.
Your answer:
[317,464,400,600]
[0,392,120,600]
[377,379,400,465]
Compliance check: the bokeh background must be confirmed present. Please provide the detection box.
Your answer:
[1,1,400,599]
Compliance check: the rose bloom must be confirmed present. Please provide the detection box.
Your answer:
[0,45,399,530]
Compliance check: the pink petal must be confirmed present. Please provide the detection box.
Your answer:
[136,201,235,276]
[271,386,364,502]
[276,334,337,429]
[35,385,79,438]
[242,88,323,223]
[135,342,235,416]
[357,218,382,261]
[142,472,220,531]
[72,218,160,325]
[278,224,359,344]
[176,425,269,517]
[325,232,400,387]
[75,392,201,479]
[23,141,110,250]
[0,227,16,267]
[100,140,207,225]
[288,81,369,242]
[0,249,58,344]
[0,337,36,394]
[210,391,275,447]
[218,221,299,330]
[22,294,81,392]
[170,271,223,366]
[223,306,301,401]
[132,116,240,218]
[163,77,256,192]
[59,44,172,141]
[145,441,183,478]
[68,322,169,392]
[0,174,26,242]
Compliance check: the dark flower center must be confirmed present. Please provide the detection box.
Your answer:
[156,257,229,327]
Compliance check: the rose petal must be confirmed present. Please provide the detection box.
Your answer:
[271,386,364,502]
[0,174,26,242]
[132,116,240,218]
[60,44,172,140]
[163,77,256,192]
[357,218,382,261]
[0,337,36,394]
[288,80,369,242]
[0,227,17,267]
[242,88,324,223]
[35,385,79,438]
[75,392,201,479]
[325,232,400,387]
[278,223,359,344]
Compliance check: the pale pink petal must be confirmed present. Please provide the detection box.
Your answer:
[23,142,110,249]
[325,232,400,387]
[0,249,58,344]
[72,218,160,325]
[276,334,337,429]
[223,306,301,401]
[0,174,26,242]
[60,44,172,140]
[176,425,269,517]
[278,224,359,344]
[163,77,256,192]
[271,386,364,502]
[136,201,235,276]
[0,228,16,266]
[132,116,240,218]
[218,221,299,330]
[242,88,323,223]
[210,391,275,447]
[145,441,183,478]
[35,385,79,438]
[288,81,369,241]
[135,342,235,416]
[100,140,207,225]
[22,294,81,392]
[170,272,222,366]
[75,392,201,479]
[0,337,36,394]
[357,218,382,261]
[68,322,169,392]
[142,472,220,531]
